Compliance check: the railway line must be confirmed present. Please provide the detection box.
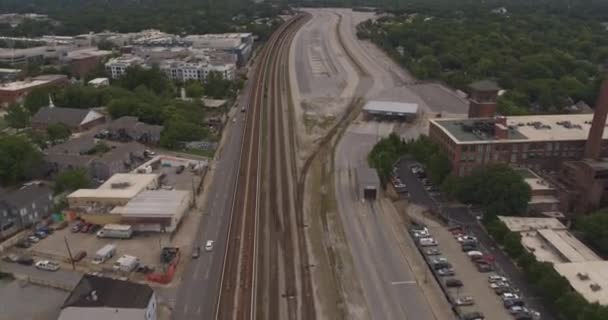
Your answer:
[215,13,314,320]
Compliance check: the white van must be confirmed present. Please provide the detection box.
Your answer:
[92,244,116,264]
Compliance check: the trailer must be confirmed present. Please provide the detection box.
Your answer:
[92,244,116,264]
[96,224,133,239]
[113,254,140,272]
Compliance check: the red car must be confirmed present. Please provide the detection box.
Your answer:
[80,223,92,233]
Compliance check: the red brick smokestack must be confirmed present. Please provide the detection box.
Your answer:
[585,80,608,159]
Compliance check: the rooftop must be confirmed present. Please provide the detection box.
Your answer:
[32,107,99,128]
[66,48,112,60]
[554,261,608,305]
[68,173,158,200]
[431,114,606,144]
[62,275,153,309]
[0,182,52,208]
[537,228,601,263]
[515,168,555,192]
[110,190,190,217]
[498,216,566,232]
[363,100,419,115]
[356,167,381,187]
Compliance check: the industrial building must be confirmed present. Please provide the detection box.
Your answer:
[499,216,608,305]
[362,100,419,120]
[110,190,192,232]
[356,167,381,201]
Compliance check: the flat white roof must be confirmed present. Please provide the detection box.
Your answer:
[363,100,419,115]
[0,79,50,91]
[537,229,601,263]
[554,261,608,305]
[68,173,158,200]
[498,216,566,232]
[111,190,190,217]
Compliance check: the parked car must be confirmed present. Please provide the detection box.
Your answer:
[490,281,510,289]
[461,244,477,252]
[89,224,102,234]
[437,268,455,276]
[27,235,39,243]
[494,286,512,295]
[425,248,441,256]
[16,256,34,266]
[455,296,474,306]
[71,251,87,262]
[476,261,494,273]
[15,240,31,248]
[34,231,47,239]
[509,306,530,315]
[2,254,19,263]
[457,235,477,243]
[502,292,521,301]
[71,222,83,233]
[504,298,525,308]
[445,278,463,288]
[489,275,508,283]
[462,312,485,320]
[80,223,92,233]
[35,260,60,271]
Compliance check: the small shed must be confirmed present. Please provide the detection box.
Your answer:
[356,167,381,201]
[363,100,419,121]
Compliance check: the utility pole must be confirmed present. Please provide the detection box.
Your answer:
[64,236,75,271]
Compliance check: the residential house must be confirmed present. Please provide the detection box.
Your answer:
[31,104,105,132]
[101,116,163,144]
[0,182,53,239]
[58,275,156,320]
[90,142,146,180]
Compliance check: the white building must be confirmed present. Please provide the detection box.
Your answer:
[159,59,236,82]
[58,275,157,320]
[88,77,109,87]
[105,55,145,79]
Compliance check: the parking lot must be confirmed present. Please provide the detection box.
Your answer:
[398,162,544,320]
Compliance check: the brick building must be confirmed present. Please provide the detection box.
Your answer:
[0,74,68,107]
[65,48,112,79]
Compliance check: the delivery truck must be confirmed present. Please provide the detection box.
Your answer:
[96,224,133,239]
[92,244,116,264]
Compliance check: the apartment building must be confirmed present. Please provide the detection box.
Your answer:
[105,55,145,79]
[159,59,236,82]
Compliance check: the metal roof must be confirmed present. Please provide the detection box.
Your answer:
[363,100,419,116]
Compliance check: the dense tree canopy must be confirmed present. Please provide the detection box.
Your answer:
[448,164,531,219]
[0,0,287,36]
[54,168,91,194]
[358,8,608,113]
[4,104,30,129]
[575,210,608,257]
[0,135,43,186]
[46,123,71,142]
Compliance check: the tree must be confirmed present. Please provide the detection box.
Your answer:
[4,104,30,128]
[185,81,204,99]
[204,71,233,99]
[427,152,451,184]
[503,232,524,258]
[453,164,531,215]
[0,136,43,186]
[160,116,208,149]
[46,123,71,142]
[54,168,91,194]
[575,210,608,256]
[24,87,50,114]
[54,85,103,109]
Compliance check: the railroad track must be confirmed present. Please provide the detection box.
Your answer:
[215,14,312,320]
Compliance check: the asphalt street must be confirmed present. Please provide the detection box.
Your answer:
[334,130,436,320]
[171,72,252,320]
[395,159,557,320]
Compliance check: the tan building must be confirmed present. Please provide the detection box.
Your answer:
[67,173,159,208]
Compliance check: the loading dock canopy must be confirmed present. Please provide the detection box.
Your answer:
[363,100,419,116]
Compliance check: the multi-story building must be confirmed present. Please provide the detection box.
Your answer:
[183,33,253,67]
[104,55,145,79]
[64,47,112,78]
[0,74,68,107]
[0,45,74,66]
[159,58,236,82]
[428,114,606,177]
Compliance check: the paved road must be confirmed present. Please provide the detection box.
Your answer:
[334,130,436,320]
[395,159,557,320]
[171,71,253,320]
